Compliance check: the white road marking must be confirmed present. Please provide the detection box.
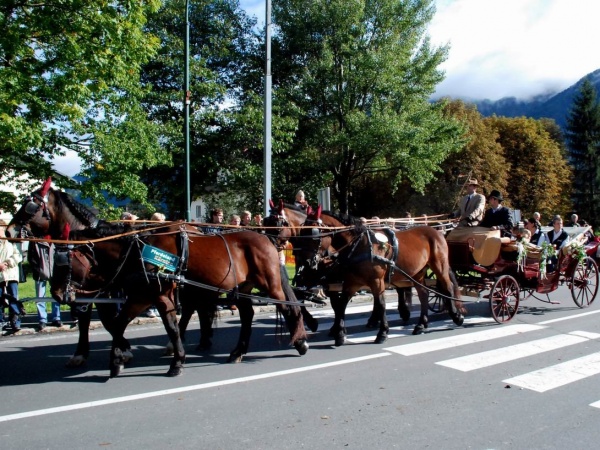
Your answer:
[0,352,391,423]
[503,352,600,392]
[436,332,595,371]
[537,309,600,325]
[589,400,600,409]
[384,324,544,356]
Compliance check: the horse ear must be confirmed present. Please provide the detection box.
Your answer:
[278,199,284,213]
[61,223,71,241]
[315,205,322,219]
[40,177,52,197]
[306,205,313,215]
[269,199,275,209]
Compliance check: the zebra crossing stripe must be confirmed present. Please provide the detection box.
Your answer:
[384,324,544,356]
[436,333,594,372]
[589,400,600,409]
[503,352,600,392]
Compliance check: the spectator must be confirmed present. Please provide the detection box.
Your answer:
[454,179,486,227]
[547,216,570,250]
[479,190,514,236]
[28,241,62,330]
[294,190,309,210]
[405,212,414,227]
[533,211,541,223]
[569,214,580,227]
[121,212,138,221]
[150,212,166,222]
[253,214,263,226]
[201,208,224,234]
[0,220,24,332]
[240,211,252,227]
[524,217,547,247]
[229,214,241,226]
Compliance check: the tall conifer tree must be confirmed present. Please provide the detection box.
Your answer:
[565,79,600,225]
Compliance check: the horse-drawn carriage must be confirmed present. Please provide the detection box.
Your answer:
[428,226,600,323]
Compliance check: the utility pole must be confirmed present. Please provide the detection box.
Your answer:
[263,0,272,216]
[184,0,191,221]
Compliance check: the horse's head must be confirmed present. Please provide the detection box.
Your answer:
[6,177,53,238]
[7,177,98,239]
[263,199,294,247]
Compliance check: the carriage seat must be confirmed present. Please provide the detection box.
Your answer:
[447,227,506,267]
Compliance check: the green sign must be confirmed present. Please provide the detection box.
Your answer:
[141,245,179,273]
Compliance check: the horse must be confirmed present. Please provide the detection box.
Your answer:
[263,200,414,325]
[294,207,465,345]
[7,179,132,367]
[51,223,308,376]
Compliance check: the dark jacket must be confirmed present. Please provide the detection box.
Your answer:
[479,206,514,232]
[547,229,569,249]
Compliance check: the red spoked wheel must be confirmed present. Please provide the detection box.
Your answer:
[570,256,599,308]
[489,275,519,323]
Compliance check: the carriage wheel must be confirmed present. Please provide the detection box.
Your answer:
[570,256,599,308]
[489,275,519,323]
[426,272,445,313]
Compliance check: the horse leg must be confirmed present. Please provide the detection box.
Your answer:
[97,302,133,363]
[301,306,319,332]
[329,292,351,346]
[227,300,254,363]
[197,300,216,351]
[412,286,430,335]
[157,297,185,377]
[397,287,412,322]
[66,304,92,368]
[370,284,389,344]
[278,264,309,355]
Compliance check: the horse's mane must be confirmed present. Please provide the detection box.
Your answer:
[71,221,128,240]
[53,189,98,229]
[321,211,362,227]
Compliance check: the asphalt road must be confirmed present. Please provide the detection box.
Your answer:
[1,287,600,449]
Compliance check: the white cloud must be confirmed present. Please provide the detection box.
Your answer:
[429,0,600,100]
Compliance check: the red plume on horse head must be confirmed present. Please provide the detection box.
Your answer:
[40,177,52,198]
[307,205,322,221]
[61,223,71,241]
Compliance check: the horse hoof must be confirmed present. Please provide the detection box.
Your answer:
[328,326,336,337]
[412,325,425,335]
[196,342,212,352]
[374,334,388,344]
[334,336,346,347]
[65,355,87,368]
[294,339,309,355]
[109,364,123,378]
[122,349,133,363]
[400,312,411,322]
[167,366,183,377]
[365,320,379,329]
[227,354,243,363]
[453,314,465,327]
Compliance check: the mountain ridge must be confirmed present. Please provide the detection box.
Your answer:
[470,69,600,129]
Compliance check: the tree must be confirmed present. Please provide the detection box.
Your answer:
[263,0,464,213]
[486,116,572,219]
[565,78,600,225]
[0,0,166,214]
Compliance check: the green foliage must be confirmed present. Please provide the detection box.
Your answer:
[565,78,600,225]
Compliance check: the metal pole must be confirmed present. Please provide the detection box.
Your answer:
[263,0,272,217]
[184,0,191,221]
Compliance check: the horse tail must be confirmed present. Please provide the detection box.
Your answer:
[448,269,466,314]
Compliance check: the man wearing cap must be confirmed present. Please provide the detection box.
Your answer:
[454,179,486,227]
[479,190,514,235]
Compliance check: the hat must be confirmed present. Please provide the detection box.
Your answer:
[467,179,479,186]
[489,190,503,202]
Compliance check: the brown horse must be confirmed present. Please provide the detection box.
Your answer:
[263,201,414,326]
[7,180,131,367]
[294,207,465,345]
[50,223,308,376]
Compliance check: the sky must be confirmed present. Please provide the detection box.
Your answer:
[53,0,600,176]
[241,0,600,101]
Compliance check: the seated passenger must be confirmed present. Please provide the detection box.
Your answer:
[547,216,570,250]
[453,179,486,227]
[479,190,514,236]
[524,217,547,247]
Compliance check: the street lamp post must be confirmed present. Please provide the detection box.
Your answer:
[184,0,191,221]
[263,0,272,217]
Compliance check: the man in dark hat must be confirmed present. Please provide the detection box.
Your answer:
[454,179,486,227]
[479,190,514,235]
